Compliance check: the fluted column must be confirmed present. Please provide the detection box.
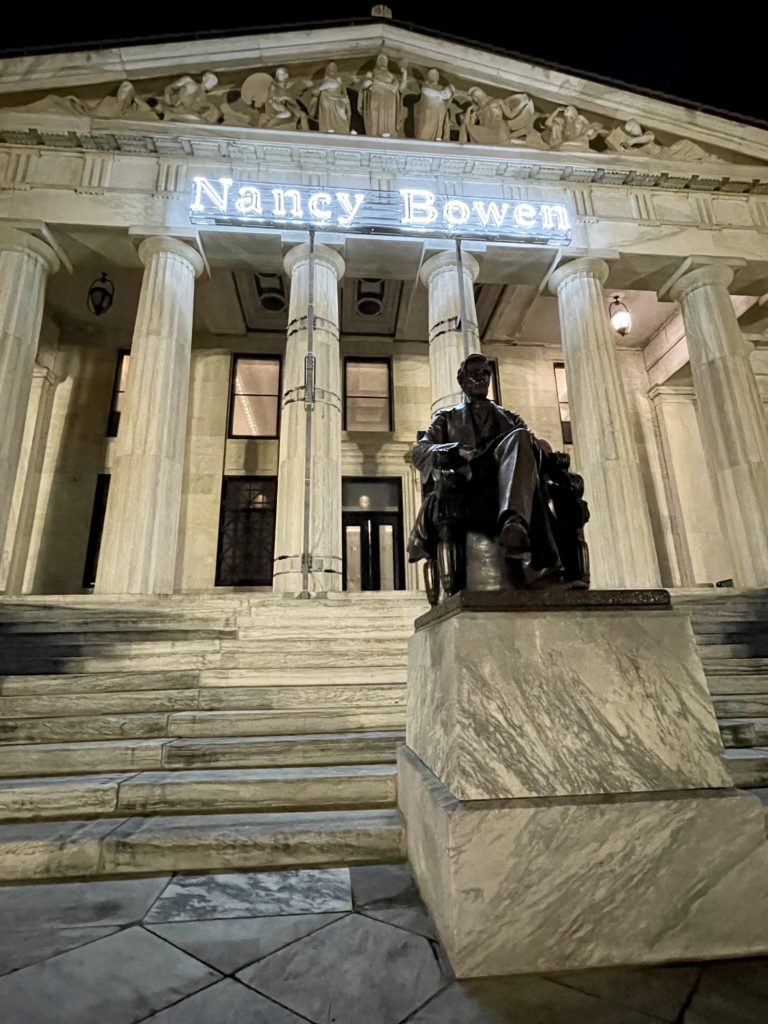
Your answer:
[273,243,345,594]
[549,257,660,589]
[96,237,203,594]
[420,250,480,412]
[0,228,59,558]
[1,364,59,593]
[669,264,768,586]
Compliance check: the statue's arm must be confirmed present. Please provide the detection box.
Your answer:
[411,413,460,473]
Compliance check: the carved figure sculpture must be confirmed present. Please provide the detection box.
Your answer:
[413,69,455,141]
[3,80,158,121]
[543,105,603,151]
[459,88,537,146]
[408,354,589,603]
[244,67,309,131]
[309,63,352,133]
[90,81,157,121]
[159,72,221,123]
[358,53,408,137]
[603,119,661,156]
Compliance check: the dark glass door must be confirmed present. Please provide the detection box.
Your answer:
[216,476,277,586]
[342,478,404,591]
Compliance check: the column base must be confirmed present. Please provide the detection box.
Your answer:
[399,746,768,977]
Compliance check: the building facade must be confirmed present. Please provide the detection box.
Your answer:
[1,19,767,599]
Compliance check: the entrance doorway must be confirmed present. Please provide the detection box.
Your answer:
[342,478,404,591]
[216,476,277,586]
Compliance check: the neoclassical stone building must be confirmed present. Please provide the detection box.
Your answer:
[1,16,767,601]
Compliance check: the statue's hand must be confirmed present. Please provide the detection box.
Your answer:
[433,443,461,469]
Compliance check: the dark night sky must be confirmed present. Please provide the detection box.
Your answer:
[0,6,764,128]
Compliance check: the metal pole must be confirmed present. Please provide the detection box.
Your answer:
[455,238,471,358]
[299,229,316,598]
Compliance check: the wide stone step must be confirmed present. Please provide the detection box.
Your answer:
[0,641,409,674]
[718,718,768,749]
[701,657,768,676]
[1,628,238,647]
[724,748,768,787]
[704,673,768,696]
[0,730,404,777]
[0,689,201,718]
[0,665,407,695]
[0,764,397,821]
[0,683,405,718]
[713,695,768,718]
[690,620,768,635]
[0,670,201,696]
[0,616,237,634]
[0,707,405,744]
[0,807,405,881]
[694,641,768,658]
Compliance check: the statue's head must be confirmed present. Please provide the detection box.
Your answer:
[201,71,218,91]
[427,68,440,84]
[376,53,389,69]
[327,62,338,74]
[275,66,290,83]
[457,354,492,401]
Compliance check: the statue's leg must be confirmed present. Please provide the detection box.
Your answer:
[494,430,539,539]
[423,559,440,606]
[437,540,460,596]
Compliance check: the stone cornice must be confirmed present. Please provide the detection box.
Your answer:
[1,120,767,196]
[0,23,766,166]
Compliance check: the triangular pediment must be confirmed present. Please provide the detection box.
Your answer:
[0,22,766,173]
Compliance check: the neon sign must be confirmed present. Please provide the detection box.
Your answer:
[190,178,571,245]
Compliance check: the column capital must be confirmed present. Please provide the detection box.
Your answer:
[548,257,609,294]
[0,227,59,275]
[668,263,734,303]
[648,383,697,404]
[137,235,204,277]
[419,250,480,288]
[283,242,345,281]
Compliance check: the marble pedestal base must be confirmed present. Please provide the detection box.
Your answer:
[399,747,768,977]
[398,593,768,976]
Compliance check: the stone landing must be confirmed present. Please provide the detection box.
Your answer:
[398,590,768,977]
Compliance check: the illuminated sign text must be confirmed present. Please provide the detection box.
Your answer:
[190,178,571,245]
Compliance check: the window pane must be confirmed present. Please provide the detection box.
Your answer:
[345,525,362,592]
[488,363,498,403]
[234,358,280,396]
[346,362,389,397]
[117,353,130,392]
[342,479,400,512]
[346,396,390,431]
[554,364,569,404]
[378,524,395,590]
[231,395,279,437]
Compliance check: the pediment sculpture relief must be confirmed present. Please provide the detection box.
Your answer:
[1,54,726,163]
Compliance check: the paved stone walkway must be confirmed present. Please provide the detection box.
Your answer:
[1,863,766,1023]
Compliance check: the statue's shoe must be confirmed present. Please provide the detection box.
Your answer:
[498,516,531,559]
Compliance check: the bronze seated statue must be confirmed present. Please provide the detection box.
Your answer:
[408,353,590,606]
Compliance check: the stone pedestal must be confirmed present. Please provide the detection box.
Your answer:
[95,236,204,595]
[549,258,660,589]
[398,591,768,977]
[0,228,59,560]
[669,263,768,587]
[273,243,345,594]
[420,251,480,413]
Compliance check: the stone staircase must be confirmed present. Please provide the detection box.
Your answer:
[673,589,768,797]
[0,592,426,882]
